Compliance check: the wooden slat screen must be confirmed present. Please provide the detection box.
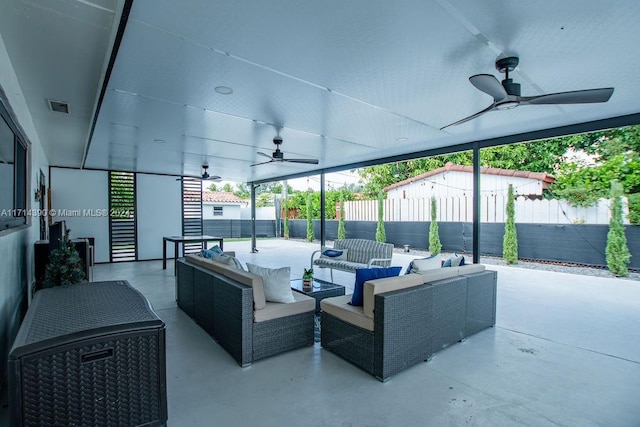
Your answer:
[182,177,203,254]
[109,171,137,262]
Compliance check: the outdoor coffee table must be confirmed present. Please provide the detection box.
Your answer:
[291,278,345,313]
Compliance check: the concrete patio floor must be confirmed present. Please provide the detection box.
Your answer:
[5,239,640,426]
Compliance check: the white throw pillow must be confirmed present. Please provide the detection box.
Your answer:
[246,263,295,303]
[411,255,441,272]
[224,255,245,271]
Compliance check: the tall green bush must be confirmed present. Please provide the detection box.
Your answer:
[503,184,518,264]
[628,193,640,225]
[429,196,442,255]
[337,197,346,239]
[606,181,631,276]
[306,192,314,242]
[283,199,289,239]
[375,191,386,243]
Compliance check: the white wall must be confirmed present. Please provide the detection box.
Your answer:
[137,174,181,259]
[0,31,50,389]
[50,168,110,262]
[387,171,545,199]
[241,206,276,220]
[203,202,242,220]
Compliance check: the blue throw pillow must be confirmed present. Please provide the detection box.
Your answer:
[350,266,402,306]
[322,249,344,258]
[201,249,215,259]
[442,253,465,268]
[210,245,224,255]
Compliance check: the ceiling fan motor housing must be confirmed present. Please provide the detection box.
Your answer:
[501,78,521,96]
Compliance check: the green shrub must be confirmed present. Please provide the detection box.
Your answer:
[283,199,289,239]
[337,198,346,239]
[503,184,518,264]
[429,196,442,255]
[606,182,631,276]
[306,192,314,242]
[375,191,386,243]
[44,230,86,288]
[628,193,640,225]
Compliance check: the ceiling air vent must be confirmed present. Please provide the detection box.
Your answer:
[47,99,69,114]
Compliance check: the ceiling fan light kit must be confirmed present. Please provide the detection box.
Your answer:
[441,56,614,130]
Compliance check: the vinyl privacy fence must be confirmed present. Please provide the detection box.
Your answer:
[343,196,629,225]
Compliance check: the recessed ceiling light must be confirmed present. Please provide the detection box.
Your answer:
[153,139,166,144]
[214,86,233,95]
[396,137,408,142]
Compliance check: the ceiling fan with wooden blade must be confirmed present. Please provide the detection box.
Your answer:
[251,136,319,167]
[441,56,614,130]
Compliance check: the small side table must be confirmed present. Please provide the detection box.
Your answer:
[291,278,345,313]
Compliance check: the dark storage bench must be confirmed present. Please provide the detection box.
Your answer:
[9,281,167,426]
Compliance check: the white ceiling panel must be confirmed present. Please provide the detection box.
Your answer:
[2,0,640,183]
[0,0,119,166]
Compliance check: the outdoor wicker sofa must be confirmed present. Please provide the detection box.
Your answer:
[311,238,394,282]
[176,255,315,366]
[320,264,497,381]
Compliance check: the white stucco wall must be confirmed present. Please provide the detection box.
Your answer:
[386,170,545,199]
[0,30,50,388]
[240,206,276,220]
[50,168,110,262]
[137,173,182,260]
[203,202,243,219]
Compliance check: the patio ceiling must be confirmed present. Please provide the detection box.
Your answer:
[2,1,640,182]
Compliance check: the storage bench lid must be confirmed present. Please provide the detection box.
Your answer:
[10,280,164,358]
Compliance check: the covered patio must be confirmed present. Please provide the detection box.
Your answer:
[46,239,638,425]
[2,1,640,425]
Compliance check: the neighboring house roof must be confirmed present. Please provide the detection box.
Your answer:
[202,191,248,204]
[383,162,556,192]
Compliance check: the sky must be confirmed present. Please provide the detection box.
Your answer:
[286,170,362,191]
[203,170,362,192]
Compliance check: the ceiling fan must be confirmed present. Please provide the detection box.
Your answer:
[251,136,319,167]
[440,56,614,130]
[176,164,221,181]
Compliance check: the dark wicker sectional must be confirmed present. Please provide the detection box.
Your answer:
[321,270,497,381]
[176,258,314,366]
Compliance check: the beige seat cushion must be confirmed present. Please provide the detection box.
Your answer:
[321,294,374,331]
[254,292,315,322]
[185,254,267,309]
[362,273,424,319]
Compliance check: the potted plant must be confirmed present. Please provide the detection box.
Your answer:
[43,228,86,288]
[302,268,314,290]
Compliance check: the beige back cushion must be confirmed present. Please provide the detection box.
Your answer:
[362,264,487,318]
[418,263,485,283]
[185,254,267,309]
[363,273,424,319]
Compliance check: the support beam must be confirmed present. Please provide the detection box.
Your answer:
[320,173,326,247]
[251,183,257,253]
[473,143,480,264]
